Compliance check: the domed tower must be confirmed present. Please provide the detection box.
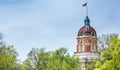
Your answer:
[74,16,99,70]
[77,16,97,53]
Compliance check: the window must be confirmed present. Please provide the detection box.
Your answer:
[80,45,82,52]
[91,32,95,36]
[92,41,95,43]
[81,41,83,43]
[80,44,83,52]
[80,32,83,36]
[91,45,94,52]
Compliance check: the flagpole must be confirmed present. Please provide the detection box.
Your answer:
[82,2,88,17]
[86,2,88,16]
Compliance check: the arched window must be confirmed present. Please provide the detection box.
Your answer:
[80,44,83,52]
[91,45,94,52]
[92,41,95,43]
[91,32,95,36]
[81,41,83,43]
[80,32,83,36]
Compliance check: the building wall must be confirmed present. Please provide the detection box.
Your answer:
[75,36,99,70]
[76,37,97,53]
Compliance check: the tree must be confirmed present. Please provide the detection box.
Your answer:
[98,33,118,52]
[23,47,79,70]
[48,47,79,70]
[86,59,96,70]
[94,37,120,70]
[23,48,50,70]
[0,45,19,70]
[86,33,118,70]
[0,33,19,70]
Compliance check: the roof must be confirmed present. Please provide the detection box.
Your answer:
[78,26,97,36]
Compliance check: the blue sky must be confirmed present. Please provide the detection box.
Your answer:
[0,0,120,61]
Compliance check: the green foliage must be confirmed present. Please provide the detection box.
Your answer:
[49,48,79,70]
[0,46,18,70]
[98,33,118,52]
[23,47,79,70]
[3,32,120,70]
[0,33,79,70]
[0,33,19,70]
[94,37,120,70]
[87,33,118,70]
[86,59,97,70]
[23,48,50,70]
[0,46,17,69]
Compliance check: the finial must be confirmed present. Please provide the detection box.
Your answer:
[84,16,90,26]
[84,16,90,32]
